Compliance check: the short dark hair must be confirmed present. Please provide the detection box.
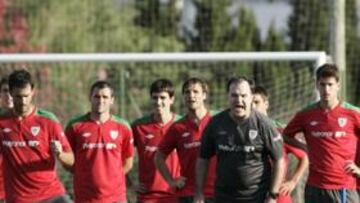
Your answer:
[253,85,269,101]
[8,69,34,91]
[226,76,254,93]
[182,77,209,94]
[150,78,175,97]
[90,80,114,96]
[316,63,340,82]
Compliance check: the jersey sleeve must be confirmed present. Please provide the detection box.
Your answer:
[121,125,134,160]
[354,111,360,137]
[199,120,216,159]
[131,124,139,147]
[262,118,283,161]
[284,143,306,159]
[64,123,76,152]
[157,125,178,156]
[51,121,72,152]
[283,113,304,138]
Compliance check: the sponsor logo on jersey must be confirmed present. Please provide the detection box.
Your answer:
[28,140,40,147]
[31,126,40,136]
[181,132,191,138]
[82,142,117,149]
[310,121,318,126]
[311,131,346,138]
[249,130,258,140]
[82,132,91,137]
[145,134,154,139]
[338,117,347,128]
[183,141,200,149]
[218,131,227,135]
[110,130,119,140]
[2,128,11,133]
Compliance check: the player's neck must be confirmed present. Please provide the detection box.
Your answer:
[153,111,173,125]
[14,105,35,119]
[320,98,339,110]
[90,111,111,123]
[187,106,207,124]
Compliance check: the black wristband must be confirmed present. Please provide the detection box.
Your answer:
[268,192,279,199]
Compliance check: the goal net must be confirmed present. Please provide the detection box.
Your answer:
[0,52,326,124]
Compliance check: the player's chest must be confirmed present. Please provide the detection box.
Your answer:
[1,121,50,149]
[176,126,204,150]
[304,113,356,137]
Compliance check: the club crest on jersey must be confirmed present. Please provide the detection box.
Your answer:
[249,130,258,140]
[338,117,347,128]
[110,130,119,140]
[31,126,40,136]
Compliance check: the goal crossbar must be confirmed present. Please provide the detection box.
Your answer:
[0,51,327,67]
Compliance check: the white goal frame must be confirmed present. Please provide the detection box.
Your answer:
[0,52,327,68]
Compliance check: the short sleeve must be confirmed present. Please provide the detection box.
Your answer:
[262,118,283,161]
[52,121,72,152]
[284,143,306,159]
[64,123,76,152]
[283,113,304,138]
[121,125,134,160]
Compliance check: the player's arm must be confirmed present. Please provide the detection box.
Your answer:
[50,140,74,170]
[51,122,75,171]
[344,160,360,177]
[194,158,209,203]
[263,119,286,203]
[266,155,285,203]
[123,156,133,174]
[194,123,215,203]
[154,151,186,189]
[280,144,309,196]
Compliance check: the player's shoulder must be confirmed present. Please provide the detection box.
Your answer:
[340,102,360,113]
[131,114,152,127]
[36,108,60,123]
[66,114,89,129]
[111,115,131,130]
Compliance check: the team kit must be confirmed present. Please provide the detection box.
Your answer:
[0,64,359,203]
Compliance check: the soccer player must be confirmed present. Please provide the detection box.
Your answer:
[131,79,181,203]
[0,69,74,203]
[195,76,285,203]
[283,63,360,203]
[65,80,134,203]
[154,77,217,203]
[253,85,309,203]
[0,76,13,202]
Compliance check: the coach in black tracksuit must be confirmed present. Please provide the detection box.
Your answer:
[194,77,285,203]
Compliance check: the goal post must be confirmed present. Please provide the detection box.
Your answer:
[0,51,327,123]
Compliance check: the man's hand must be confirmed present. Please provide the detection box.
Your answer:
[169,176,186,189]
[193,192,205,203]
[132,182,148,194]
[344,160,360,177]
[50,140,63,157]
[279,180,296,196]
